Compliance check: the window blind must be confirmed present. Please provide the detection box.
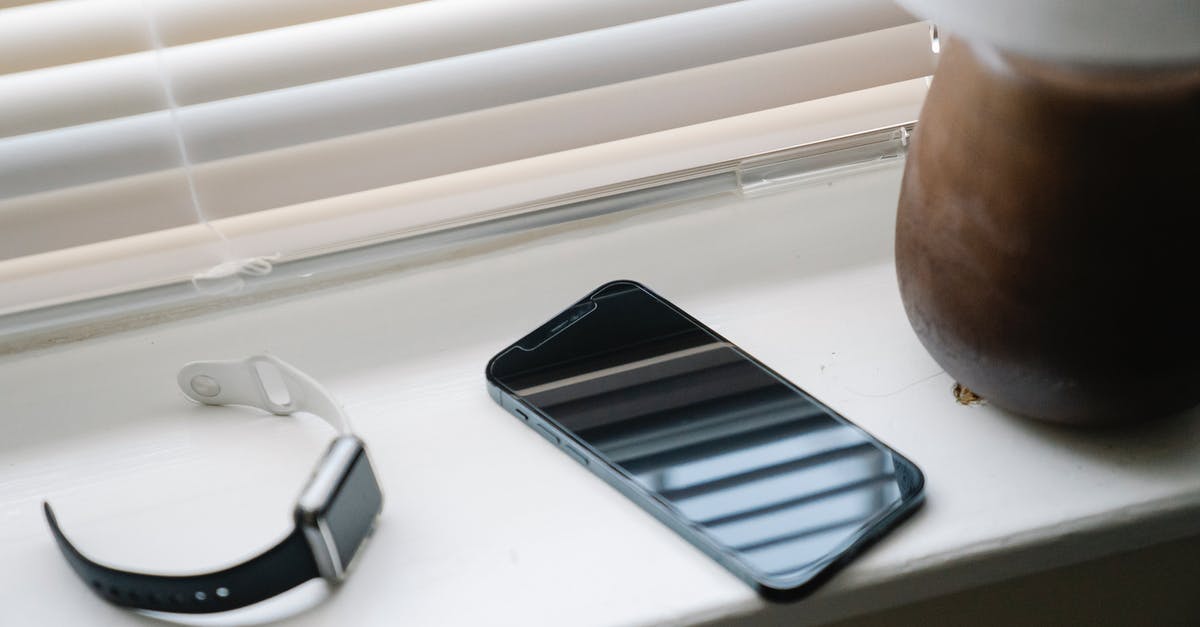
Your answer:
[0,0,935,317]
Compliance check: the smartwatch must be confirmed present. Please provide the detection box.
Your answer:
[43,355,383,614]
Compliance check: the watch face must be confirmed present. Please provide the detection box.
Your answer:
[323,448,383,572]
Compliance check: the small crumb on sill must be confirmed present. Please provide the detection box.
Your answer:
[953,382,985,406]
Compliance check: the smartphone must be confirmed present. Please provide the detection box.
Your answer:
[485,281,923,600]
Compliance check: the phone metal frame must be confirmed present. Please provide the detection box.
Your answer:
[485,280,925,601]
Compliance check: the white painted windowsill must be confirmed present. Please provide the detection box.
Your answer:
[1,161,1198,626]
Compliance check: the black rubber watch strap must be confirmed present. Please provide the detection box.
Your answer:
[44,503,320,613]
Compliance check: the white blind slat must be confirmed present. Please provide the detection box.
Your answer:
[0,0,47,9]
[0,0,917,199]
[177,0,915,163]
[0,0,149,75]
[191,24,932,219]
[0,0,741,138]
[0,53,163,138]
[0,112,178,200]
[0,170,199,259]
[0,0,934,316]
[0,79,929,316]
[0,22,933,258]
[0,0,422,75]
[148,0,420,49]
[163,0,742,107]
[222,82,931,261]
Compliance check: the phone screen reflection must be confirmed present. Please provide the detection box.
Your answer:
[494,285,908,577]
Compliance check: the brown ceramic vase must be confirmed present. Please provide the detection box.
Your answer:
[896,38,1200,424]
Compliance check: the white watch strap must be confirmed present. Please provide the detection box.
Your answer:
[177,354,350,434]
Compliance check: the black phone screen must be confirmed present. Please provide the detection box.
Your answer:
[488,282,921,585]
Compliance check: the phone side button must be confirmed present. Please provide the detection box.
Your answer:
[562,445,589,466]
[534,423,560,444]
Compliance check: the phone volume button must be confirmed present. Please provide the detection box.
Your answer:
[562,445,589,466]
[533,423,560,444]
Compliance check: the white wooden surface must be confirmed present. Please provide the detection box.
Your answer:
[1,162,1198,626]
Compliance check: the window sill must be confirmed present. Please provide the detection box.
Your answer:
[2,160,1197,625]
